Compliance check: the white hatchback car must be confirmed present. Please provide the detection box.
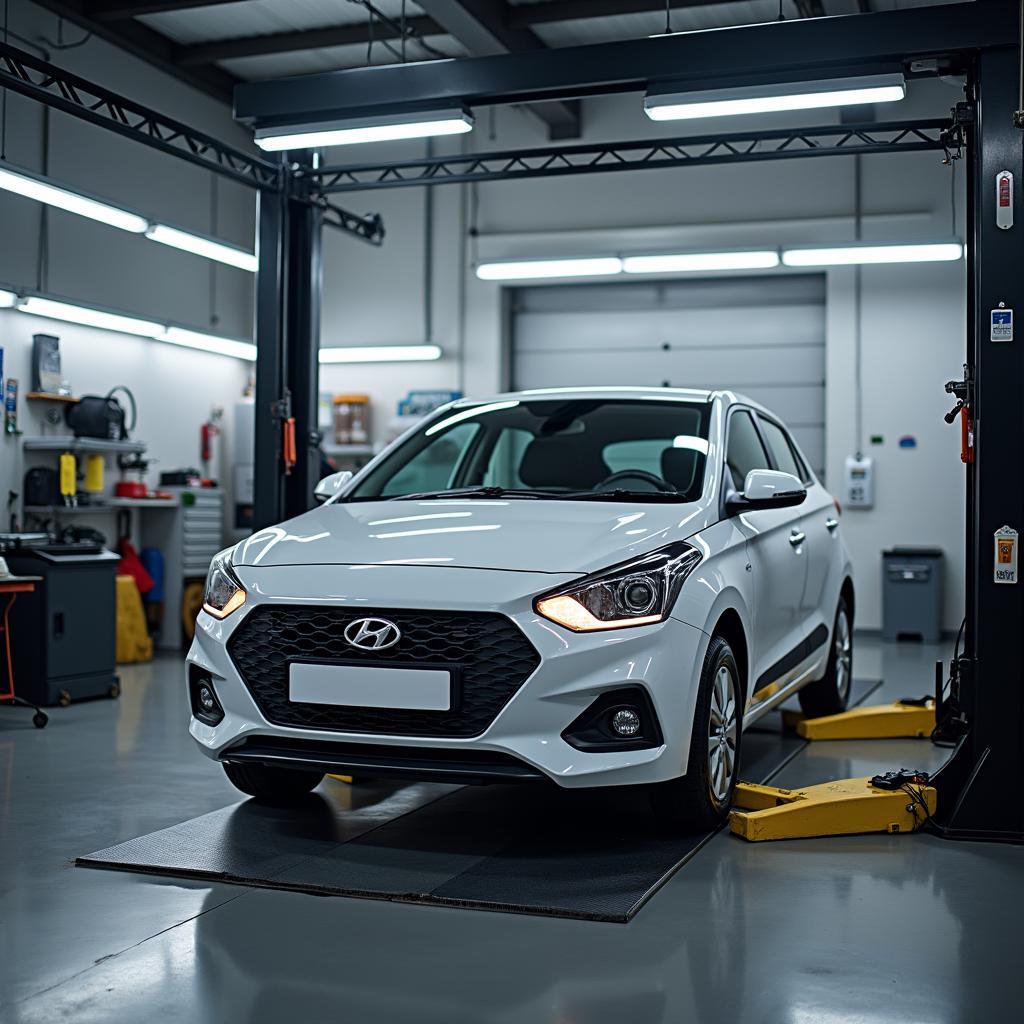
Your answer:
[188,388,853,831]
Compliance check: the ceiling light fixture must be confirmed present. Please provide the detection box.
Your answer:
[159,326,257,361]
[782,242,963,266]
[476,257,623,281]
[623,250,779,274]
[0,161,149,233]
[319,344,442,364]
[19,295,165,337]
[12,290,255,360]
[146,224,258,273]
[254,109,474,152]
[644,73,906,122]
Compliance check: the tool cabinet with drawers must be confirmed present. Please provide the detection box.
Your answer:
[141,487,224,650]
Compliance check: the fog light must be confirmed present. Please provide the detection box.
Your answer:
[189,669,224,725]
[611,708,641,737]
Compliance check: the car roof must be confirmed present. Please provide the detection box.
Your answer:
[450,386,773,414]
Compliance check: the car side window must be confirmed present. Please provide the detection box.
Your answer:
[726,410,771,491]
[758,417,807,483]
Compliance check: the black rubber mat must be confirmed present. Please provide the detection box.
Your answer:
[78,678,881,923]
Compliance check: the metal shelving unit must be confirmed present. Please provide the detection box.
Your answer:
[22,436,147,455]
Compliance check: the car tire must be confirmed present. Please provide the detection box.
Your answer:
[648,635,742,835]
[797,596,853,719]
[222,761,324,806]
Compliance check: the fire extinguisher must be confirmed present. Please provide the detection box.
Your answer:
[200,408,223,479]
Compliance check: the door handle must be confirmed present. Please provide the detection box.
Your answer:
[789,531,806,548]
[825,518,839,532]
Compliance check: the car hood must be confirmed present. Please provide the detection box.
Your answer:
[231,498,711,575]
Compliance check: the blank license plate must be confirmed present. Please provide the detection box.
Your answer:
[288,663,451,711]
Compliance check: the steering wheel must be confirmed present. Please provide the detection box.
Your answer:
[595,469,675,493]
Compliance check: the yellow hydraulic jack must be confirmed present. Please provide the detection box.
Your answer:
[781,697,936,740]
[729,770,937,842]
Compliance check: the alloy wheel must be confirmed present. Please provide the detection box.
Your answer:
[708,663,738,806]
[834,609,852,702]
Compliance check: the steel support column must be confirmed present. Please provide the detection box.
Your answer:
[936,46,1024,840]
[284,171,323,521]
[253,188,286,530]
[252,161,322,529]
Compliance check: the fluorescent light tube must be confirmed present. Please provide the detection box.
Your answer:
[476,257,623,281]
[782,242,963,266]
[623,251,779,274]
[255,110,473,151]
[0,162,149,233]
[19,296,164,337]
[160,326,257,361]
[644,74,906,122]
[319,345,442,364]
[0,288,17,308]
[146,224,258,272]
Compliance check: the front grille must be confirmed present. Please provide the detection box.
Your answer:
[227,606,541,737]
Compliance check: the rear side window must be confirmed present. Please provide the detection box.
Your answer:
[758,417,808,483]
[726,410,770,490]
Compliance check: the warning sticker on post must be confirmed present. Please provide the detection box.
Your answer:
[994,525,1018,584]
[991,309,1013,342]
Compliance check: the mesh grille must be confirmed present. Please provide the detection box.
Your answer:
[227,606,541,737]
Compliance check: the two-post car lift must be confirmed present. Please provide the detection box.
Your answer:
[231,0,1024,844]
[3,0,1022,844]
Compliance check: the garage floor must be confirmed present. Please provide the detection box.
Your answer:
[1,638,1017,1023]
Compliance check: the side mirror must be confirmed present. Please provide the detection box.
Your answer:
[726,469,806,515]
[314,470,353,503]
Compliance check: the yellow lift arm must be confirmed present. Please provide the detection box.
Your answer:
[730,774,937,842]
[781,698,936,740]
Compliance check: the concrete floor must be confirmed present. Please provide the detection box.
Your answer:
[0,638,1018,1023]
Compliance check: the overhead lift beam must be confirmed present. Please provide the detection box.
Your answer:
[309,119,950,194]
[233,3,999,129]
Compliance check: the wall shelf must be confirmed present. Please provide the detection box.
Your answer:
[26,392,79,404]
[24,498,177,515]
[323,443,375,457]
[22,436,147,455]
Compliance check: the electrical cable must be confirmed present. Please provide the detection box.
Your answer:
[39,18,91,51]
[853,154,863,458]
[664,0,672,35]
[2,0,8,162]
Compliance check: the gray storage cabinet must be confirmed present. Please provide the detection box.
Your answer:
[6,548,121,705]
[882,547,944,643]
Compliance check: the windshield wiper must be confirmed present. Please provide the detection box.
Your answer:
[566,488,686,502]
[385,486,561,501]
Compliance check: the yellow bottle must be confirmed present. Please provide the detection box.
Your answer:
[59,451,77,499]
[84,454,104,493]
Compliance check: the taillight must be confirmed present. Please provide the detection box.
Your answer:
[832,496,843,517]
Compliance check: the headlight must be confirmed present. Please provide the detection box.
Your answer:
[202,550,246,619]
[535,542,702,632]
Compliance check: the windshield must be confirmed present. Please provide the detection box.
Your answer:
[346,398,712,502]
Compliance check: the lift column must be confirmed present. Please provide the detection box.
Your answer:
[938,42,1024,840]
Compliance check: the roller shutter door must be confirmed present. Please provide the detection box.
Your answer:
[511,274,827,476]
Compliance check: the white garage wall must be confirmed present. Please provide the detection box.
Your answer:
[0,2,258,521]
[322,80,966,632]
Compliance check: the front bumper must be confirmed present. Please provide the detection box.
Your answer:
[187,563,710,788]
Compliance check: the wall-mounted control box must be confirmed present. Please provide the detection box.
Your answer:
[844,454,874,509]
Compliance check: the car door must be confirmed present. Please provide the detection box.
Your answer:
[724,409,808,704]
[757,414,839,654]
